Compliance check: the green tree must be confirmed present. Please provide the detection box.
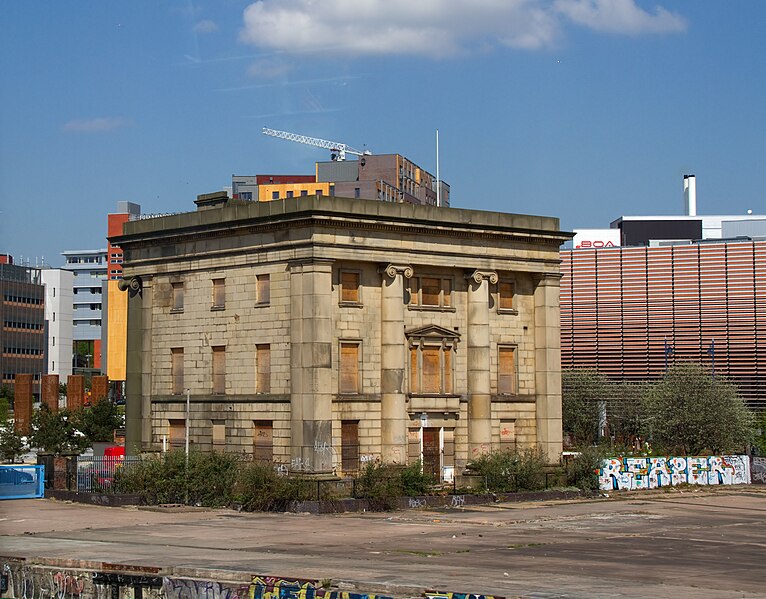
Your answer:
[562,369,609,447]
[753,412,766,456]
[0,385,13,411]
[0,396,26,463]
[77,400,123,442]
[0,425,27,463]
[607,381,646,445]
[29,405,89,454]
[642,362,753,455]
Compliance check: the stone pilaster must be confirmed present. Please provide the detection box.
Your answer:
[533,273,563,463]
[289,259,334,474]
[124,275,151,455]
[466,270,497,459]
[380,263,413,465]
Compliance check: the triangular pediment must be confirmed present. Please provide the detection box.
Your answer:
[405,324,461,340]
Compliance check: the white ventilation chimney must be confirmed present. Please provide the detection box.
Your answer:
[683,174,697,216]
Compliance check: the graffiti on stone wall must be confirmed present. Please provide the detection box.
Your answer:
[162,577,249,599]
[2,564,89,599]
[250,576,392,599]
[752,457,766,484]
[599,455,751,491]
[425,593,502,599]
[0,564,393,599]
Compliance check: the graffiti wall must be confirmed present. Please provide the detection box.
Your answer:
[250,576,391,599]
[752,457,766,484]
[599,455,751,491]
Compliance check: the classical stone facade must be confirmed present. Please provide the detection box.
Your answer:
[114,196,571,478]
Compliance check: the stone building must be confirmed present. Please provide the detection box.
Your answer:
[114,194,571,478]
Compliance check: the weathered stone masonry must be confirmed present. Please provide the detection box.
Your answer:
[114,196,571,477]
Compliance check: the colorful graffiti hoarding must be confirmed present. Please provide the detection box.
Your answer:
[599,455,750,491]
[752,457,766,484]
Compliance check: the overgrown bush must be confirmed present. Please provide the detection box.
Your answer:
[233,461,315,511]
[354,460,404,510]
[469,448,547,492]
[399,460,434,497]
[564,446,610,490]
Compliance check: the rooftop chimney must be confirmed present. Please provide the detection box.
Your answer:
[683,174,697,216]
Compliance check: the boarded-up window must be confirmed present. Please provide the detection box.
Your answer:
[169,419,185,449]
[256,274,270,305]
[500,419,516,451]
[410,276,452,308]
[341,420,360,472]
[410,343,456,394]
[256,344,270,393]
[340,342,360,394]
[498,346,517,395]
[212,278,225,308]
[253,420,273,463]
[171,348,184,395]
[341,271,360,303]
[421,277,440,306]
[212,420,226,450]
[212,346,226,394]
[422,346,441,393]
[499,281,515,311]
[171,282,184,311]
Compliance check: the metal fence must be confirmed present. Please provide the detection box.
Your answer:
[76,456,141,492]
[0,465,45,499]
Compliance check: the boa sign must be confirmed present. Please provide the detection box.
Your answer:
[599,455,750,491]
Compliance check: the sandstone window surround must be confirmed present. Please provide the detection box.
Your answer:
[339,270,362,306]
[253,420,273,462]
[497,345,518,395]
[256,344,270,394]
[212,420,226,450]
[212,346,226,394]
[171,282,184,312]
[171,347,184,395]
[211,278,225,310]
[341,420,360,472]
[339,340,361,394]
[168,418,185,449]
[408,275,455,311]
[407,326,460,395]
[496,279,517,314]
[255,273,270,306]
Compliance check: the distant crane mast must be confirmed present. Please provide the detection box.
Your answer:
[262,127,371,161]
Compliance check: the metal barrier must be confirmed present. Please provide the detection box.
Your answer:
[76,456,141,492]
[0,465,45,499]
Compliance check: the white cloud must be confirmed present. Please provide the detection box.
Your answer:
[62,117,130,133]
[193,19,220,34]
[239,0,685,57]
[554,0,686,34]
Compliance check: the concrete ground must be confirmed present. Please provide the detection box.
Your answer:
[1,486,765,599]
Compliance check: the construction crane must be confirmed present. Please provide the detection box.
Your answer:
[262,127,371,161]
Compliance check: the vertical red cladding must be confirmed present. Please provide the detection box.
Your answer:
[107,213,130,277]
[93,339,103,370]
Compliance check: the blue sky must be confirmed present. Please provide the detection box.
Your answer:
[1,1,764,266]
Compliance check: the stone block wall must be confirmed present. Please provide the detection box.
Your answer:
[14,373,33,434]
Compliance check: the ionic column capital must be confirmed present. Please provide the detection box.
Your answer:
[466,270,498,285]
[380,263,414,279]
